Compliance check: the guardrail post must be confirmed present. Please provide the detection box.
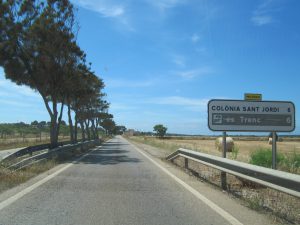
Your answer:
[184,158,188,170]
[221,131,227,190]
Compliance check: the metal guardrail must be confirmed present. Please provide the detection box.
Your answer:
[166,148,300,198]
[5,140,101,170]
[1,140,83,162]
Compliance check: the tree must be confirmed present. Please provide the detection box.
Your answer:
[70,66,107,141]
[114,125,126,135]
[153,124,167,138]
[0,0,79,147]
[31,120,39,126]
[0,0,110,145]
[101,118,116,135]
[38,121,47,128]
[61,120,67,126]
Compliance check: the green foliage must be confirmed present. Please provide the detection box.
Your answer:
[282,150,300,173]
[249,148,284,168]
[230,146,239,160]
[0,122,70,138]
[100,119,116,135]
[114,125,127,135]
[153,124,168,138]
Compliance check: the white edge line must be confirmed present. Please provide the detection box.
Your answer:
[0,145,103,211]
[125,138,243,225]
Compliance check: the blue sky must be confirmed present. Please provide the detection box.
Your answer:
[1,0,300,135]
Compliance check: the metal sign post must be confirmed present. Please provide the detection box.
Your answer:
[222,131,227,158]
[221,131,227,190]
[272,132,277,169]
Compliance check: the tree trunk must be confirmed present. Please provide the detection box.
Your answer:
[91,119,96,140]
[67,104,74,143]
[80,121,86,141]
[85,120,91,140]
[95,118,99,139]
[50,114,59,148]
[56,102,64,140]
[41,96,64,149]
[74,114,78,142]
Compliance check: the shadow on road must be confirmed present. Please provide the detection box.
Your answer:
[101,142,129,147]
[76,147,141,165]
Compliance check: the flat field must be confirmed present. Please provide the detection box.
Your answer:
[129,136,300,163]
[0,135,70,151]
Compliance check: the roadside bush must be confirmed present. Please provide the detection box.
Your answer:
[282,150,300,173]
[249,148,284,168]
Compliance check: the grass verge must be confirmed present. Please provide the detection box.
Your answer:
[0,159,58,194]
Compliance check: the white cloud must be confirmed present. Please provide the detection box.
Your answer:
[73,0,125,18]
[105,78,155,88]
[72,0,135,31]
[175,67,214,79]
[191,33,200,43]
[152,96,209,108]
[251,0,282,26]
[146,0,186,11]
[0,99,33,107]
[147,95,228,113]
[171,54,186,67]
[0,69,42,111]
[251,15,273,26]
[0,74,40,99]
[110,103,137,111]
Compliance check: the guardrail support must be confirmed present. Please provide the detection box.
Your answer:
[184,158,188,170]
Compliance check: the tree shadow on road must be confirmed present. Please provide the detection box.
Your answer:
[101,142,129,147]
[75,148,141,165]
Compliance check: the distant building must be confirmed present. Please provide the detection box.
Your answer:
[125,129,135,136]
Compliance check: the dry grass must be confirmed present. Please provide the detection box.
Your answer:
[0,136,70,151]
[129,136,300,166]
[0,160,58,193]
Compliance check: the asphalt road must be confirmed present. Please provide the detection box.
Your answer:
[0,137,253,225]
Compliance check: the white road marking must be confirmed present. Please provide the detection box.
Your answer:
[0,145,104,212]
[126,138,244,225]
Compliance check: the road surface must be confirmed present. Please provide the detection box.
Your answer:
[0,136,275,225]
